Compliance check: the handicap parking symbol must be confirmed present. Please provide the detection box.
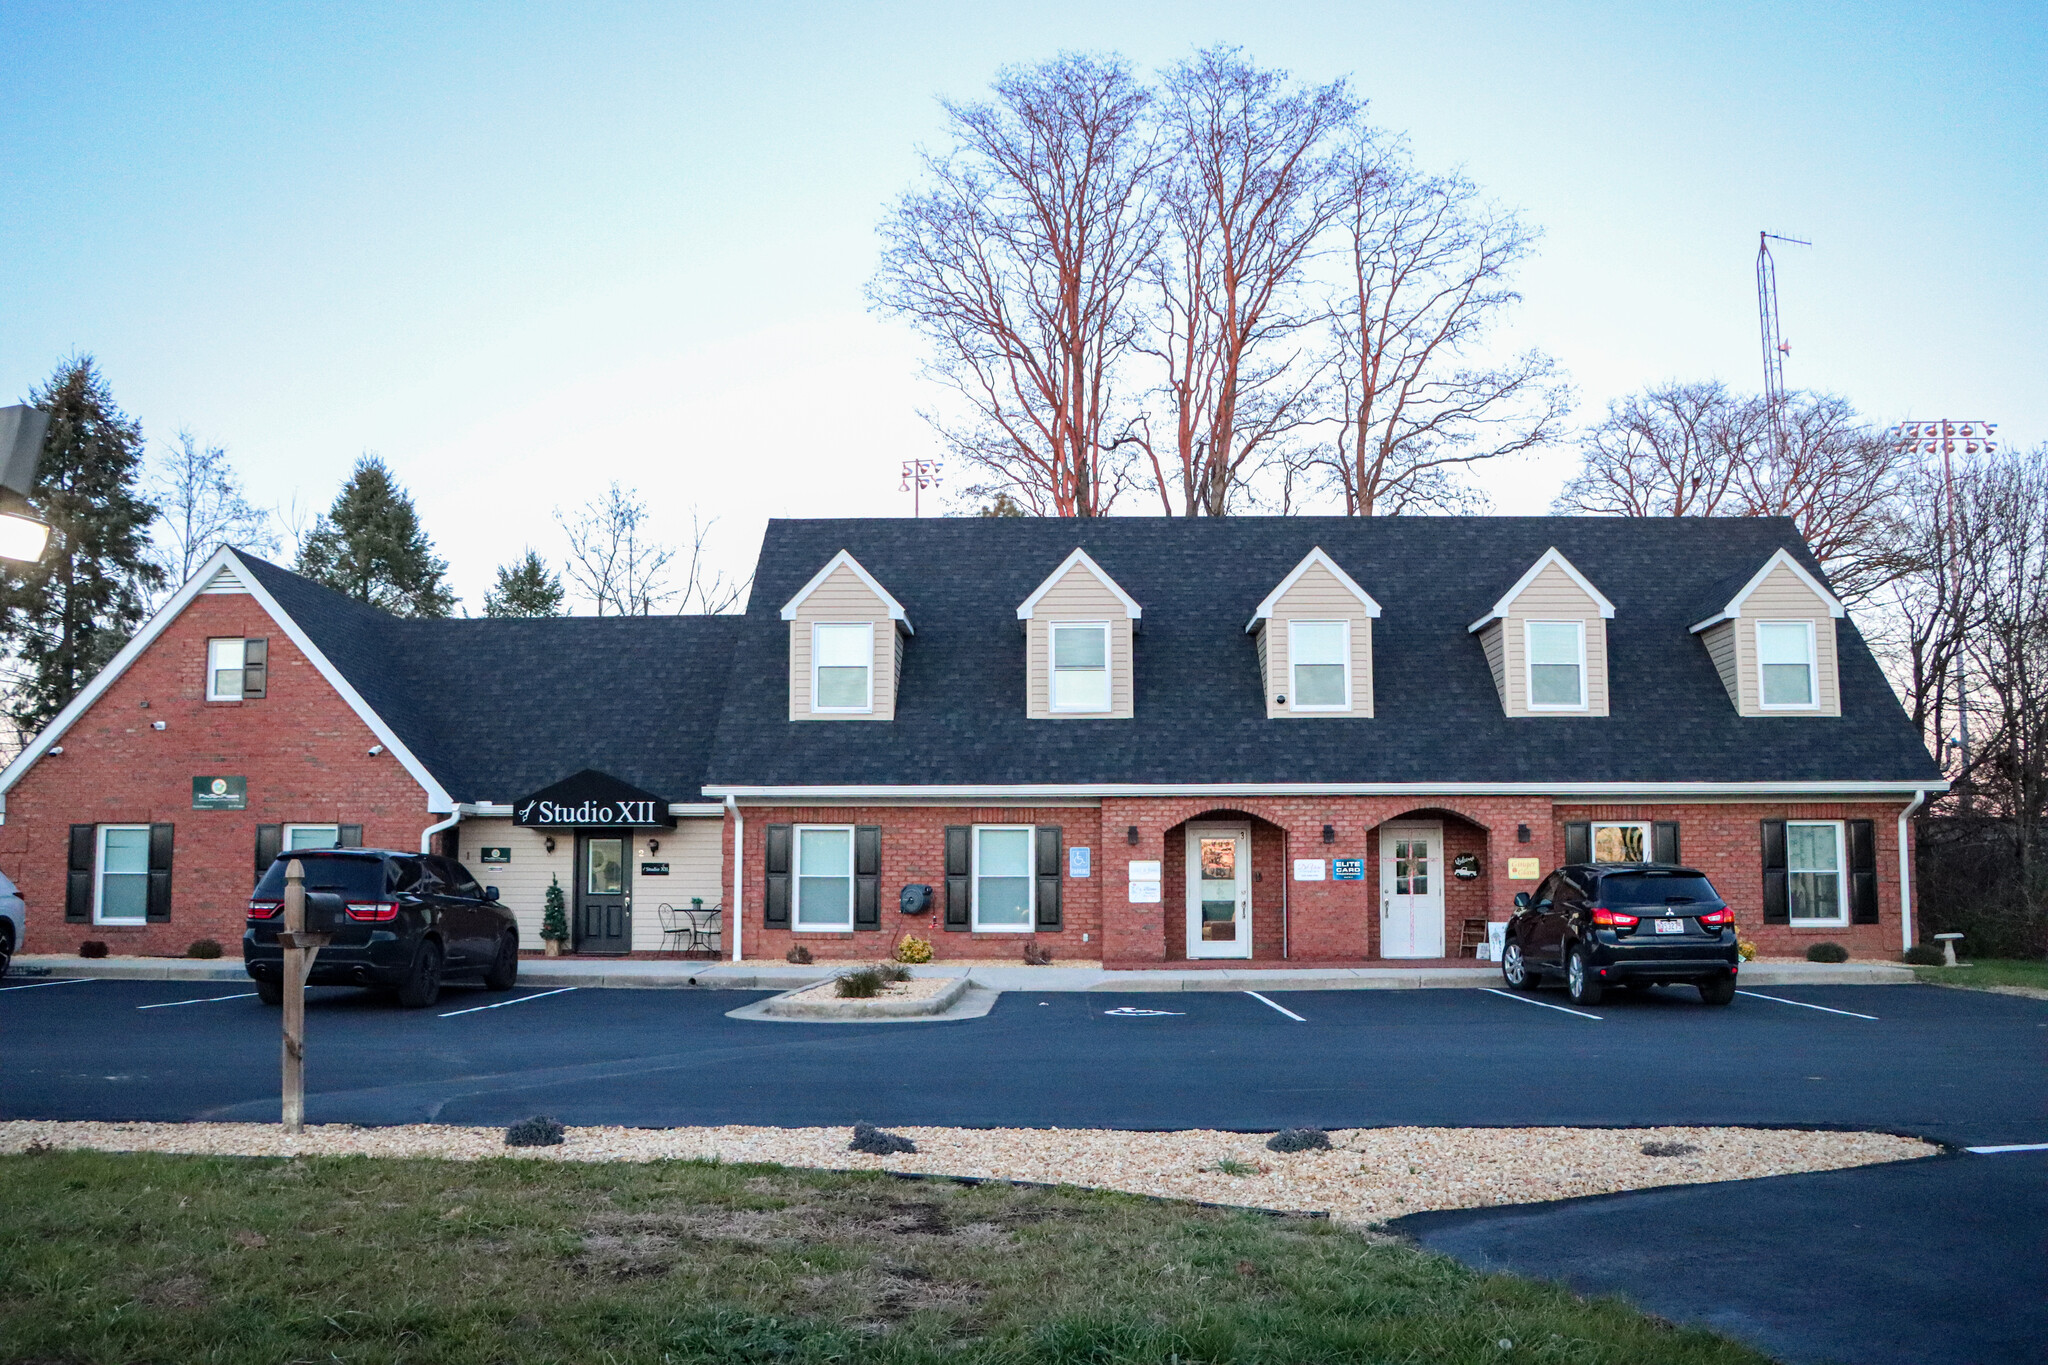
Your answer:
[1103,1005,1185,1017]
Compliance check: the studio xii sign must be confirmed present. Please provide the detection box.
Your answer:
[511,769,676,829]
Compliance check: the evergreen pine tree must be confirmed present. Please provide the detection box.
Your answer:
[484,549,564,617]
[296,455,456,617]
[0,357,163,736]
[541,877,568,945]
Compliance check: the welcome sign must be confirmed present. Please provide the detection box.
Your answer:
[511,768,676,829]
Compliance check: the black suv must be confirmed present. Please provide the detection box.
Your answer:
[1500,863,1740,1006]
[243,850,518,1008]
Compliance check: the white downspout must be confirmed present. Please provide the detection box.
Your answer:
[1898,787,1930,951]
[421,806,463,855]
[726,795,743,962]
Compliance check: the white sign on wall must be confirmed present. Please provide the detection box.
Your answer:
[1292,858,1327,882]
[1127,859,1162,904]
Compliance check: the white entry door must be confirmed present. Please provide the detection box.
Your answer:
[1185,823,1251,959]
[1379,822,1446,958]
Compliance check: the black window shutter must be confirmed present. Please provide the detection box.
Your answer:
[1653,821,1681,865]
[854,826,881,929]
[1035,825,1062,930]
[1761,820,1789,923]
[255,824,283,881]
[943,826,970,931]
[147,823,175,922]
[763,824,791,927]
[66,824,95,922]
[1848,819,1879,924]
[242,638,268,697]
[1564,822,1591,865]
[338,824,364,848]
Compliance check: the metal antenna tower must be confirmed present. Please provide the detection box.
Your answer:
[1755,230,1810,411]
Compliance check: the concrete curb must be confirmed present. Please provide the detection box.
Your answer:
[761,973,972,1019]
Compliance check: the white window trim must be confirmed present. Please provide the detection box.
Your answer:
[1590,821,1652,864]
[206,637,245,702]
[1523,619,1589,712]
[1756,619,1821,711]
[1787,819,1851,926]
[809,622,875,714]
[970,824,1036,933]
[791,823,856,932]
[284,823,340,851]
[94,823,150,925]
[1287,619,1352,712]
[1049,620,1112,714]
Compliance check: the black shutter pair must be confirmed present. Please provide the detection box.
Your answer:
[942,825,1063,931]
[1760,819,1877,924]
[64,823,173,922]
[1561,821,1679,865]
[242,638,268,698]
[763,824,880,930]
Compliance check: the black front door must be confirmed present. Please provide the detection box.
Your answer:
[576,835,632,954]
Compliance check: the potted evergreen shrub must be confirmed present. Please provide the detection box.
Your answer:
[541,876,568,957]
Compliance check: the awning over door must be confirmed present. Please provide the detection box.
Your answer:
[512,769,676,828]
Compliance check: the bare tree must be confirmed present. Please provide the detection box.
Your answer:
[1303,135,1568,514]
[556,483,675,616]
[1870,461,1978,782]
[871,53,1162,515]
[676,509,750,614]
[148,429,277,589]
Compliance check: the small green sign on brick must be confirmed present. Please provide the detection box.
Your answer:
[192,776,247,810]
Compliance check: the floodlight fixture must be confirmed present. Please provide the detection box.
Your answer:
[0,405,52,563]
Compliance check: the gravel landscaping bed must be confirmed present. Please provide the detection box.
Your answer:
[0,1121,1933,1226]
[780,975,958,1003]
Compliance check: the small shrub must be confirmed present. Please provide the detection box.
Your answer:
[835,967,884,998]
[785,944,813,964]
[186,938,223,960]
[893,937,932,964]
[78,940,108,959]
[1640,1141,1700,1158]
[1737,939,1758,962]
[875,961,911,983]
[504,1115,565,1148]
[1901,943,1946,966]
[1023,942,1054,965]
[1211,1156,1263,1177]
[1806,942,1849,963]
[1266,1127,1331,1153]
[848,1123,916,1155]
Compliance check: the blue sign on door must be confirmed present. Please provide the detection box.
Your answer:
[1332,858,1366,880]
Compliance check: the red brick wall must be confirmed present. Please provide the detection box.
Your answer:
[0,593,435,957]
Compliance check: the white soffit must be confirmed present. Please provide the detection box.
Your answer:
[779,549,912,633]
[1246,546,1381,632]
[1468,547,1616,633]
[1690,547,1847,633]
[1016,547,1143,620]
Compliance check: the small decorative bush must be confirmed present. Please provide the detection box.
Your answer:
[1640,1141,1700,1158]
[876,961,911,983]
[848,1122,916,1155]
[894,936,932,964]
[785,944,813,964]
[836,967,884,998]
[504,1115,566,1148]
[1805,942,1849,963]
[1266,1128,1331,1153]
[1210,1156,1263,1177]
[1023,942,1054,965]
[1901,944,1946,966]
[540,877,568,945]
[186,939,223,960]
[1737,939,1758,962]
[78,940,108,959]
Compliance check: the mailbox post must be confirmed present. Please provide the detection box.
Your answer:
[275,859,331,1134]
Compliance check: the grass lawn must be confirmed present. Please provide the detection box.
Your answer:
[1912,956,2048,993]
[0,1149,1772,1365]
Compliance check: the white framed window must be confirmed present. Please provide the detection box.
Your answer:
[792,825,854,931]
[95,825,151,924]
[972,825,1035,931]
[1524,620,1587,710]
[1050,621,1110,712]
[1591,821,1650,863]
[1288,620,1350,710]
[1787,820,1848,925]
[810,623,874,712]
[1757,620,1818,709]
[206,638,246,701]
[285,824,340,851]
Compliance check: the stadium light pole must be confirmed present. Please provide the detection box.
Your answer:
[0,404,53,562]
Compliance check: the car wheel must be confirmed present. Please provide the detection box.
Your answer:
[394,940,444,1009]
[255,977,283,1007]
[1566,946,1604,1006]
[1500,940,1538,991]
[483,932,518,991]
[1698,974,1736,1006]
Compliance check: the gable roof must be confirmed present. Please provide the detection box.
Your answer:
[1467,547,1616,633]
[1689,547,1847,633]
[1016,547,1143,620]
[779,549,913,633]
[1246,546,1381,632]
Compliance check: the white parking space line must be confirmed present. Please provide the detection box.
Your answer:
[1738,991,1879,1020]
[0,977,94,992]
[1964,1142,2048,1155]
[137,992,258,1010]
[1244,991,1306,1021]
[1481,987,1602,1020]
[439,986,577,1018]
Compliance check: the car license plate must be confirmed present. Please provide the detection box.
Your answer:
[1654,918,1684,934]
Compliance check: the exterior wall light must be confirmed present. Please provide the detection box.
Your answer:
[647,838,660,853]
[366,744,384,756]
[1517,823,1531,843]
[0,406,52,563]
[151,720,166,730]
[1322,824,1336,844]
[1126,825,1139,845]
[544,836,556,853]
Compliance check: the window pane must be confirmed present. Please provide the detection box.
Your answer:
[1790,871,1841,919]
[1528,622,1580,665]
[100,828,150,922]
[815,666,868,708]
[1053,626,1106,670]
[287,826,339,850]
[585,839,624,895]
[979,828,1031,877]
[814,624,870,667]
[1295,664,1346,706]
[208,639,245,699]
[1787,824,1838,872]
[1291,621,1345,666]
[1052,665,1108,711]
[1531,663,1582,707]
[1762,664,1812,706]
[796,828,852,926]
[1593,825,1645,862]
[1757,622,1809,665]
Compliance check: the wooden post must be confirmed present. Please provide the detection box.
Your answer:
[277,858,330,1135]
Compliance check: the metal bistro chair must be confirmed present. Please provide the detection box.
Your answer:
[655,903,693,957]
[683,898,723,957]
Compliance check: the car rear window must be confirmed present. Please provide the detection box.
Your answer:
[253,855,388,900]
[1598,872,1721,906]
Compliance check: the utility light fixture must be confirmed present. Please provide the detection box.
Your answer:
[0,405,52,563]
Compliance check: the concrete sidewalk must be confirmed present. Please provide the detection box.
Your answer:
[9,953,1915,990]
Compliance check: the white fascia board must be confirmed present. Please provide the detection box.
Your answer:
[1245,547,1381,632]
[1016,547,1142,620]
[705,779,1948,800]
[779,550,912,634]
[1690,547,1846,634]
[1468,547,1616,633]
[0,547,455,813]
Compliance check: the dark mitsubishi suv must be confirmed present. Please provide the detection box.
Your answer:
[1499,863,1740,1006]
[243,849,518,1008]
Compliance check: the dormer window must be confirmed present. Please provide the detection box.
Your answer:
[1690,548,1843,717]
[1247,548,1379,718]
[1757,620,1817,708]
[1526,620,1587,710]
[1051,622,1110,712]
[1017,549,1140,720]
[1289,621,1350,709]
[812,622,874,711]
[781,551,911,722]
[1469,548,1613,718]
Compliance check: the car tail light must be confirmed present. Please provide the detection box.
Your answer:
[247,900,282,918]
[345,901,399,922]
[1591,906,1639,928]
[1697,907,1734,927]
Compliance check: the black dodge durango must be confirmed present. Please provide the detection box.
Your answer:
[1499,863,1740,1006]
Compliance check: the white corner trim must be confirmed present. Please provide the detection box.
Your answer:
[1689,547,1847,633]
[0,547,455,813]
[779,550,912,633]
[1468,547,1616,633]
[1016,547,1142,621]
[1246,546,1381,632]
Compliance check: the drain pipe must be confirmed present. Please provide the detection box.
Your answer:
[726,795,743,962]
[1280,827,1289,959]
[421,806,463,855]
[1898,787,1931,952]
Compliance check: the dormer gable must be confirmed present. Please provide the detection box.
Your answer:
[1690,548,1844,717]
[781,551,909,721]
[1467,547,1613,718]
[1246,547,1380,718]
[1016,548,1139,719]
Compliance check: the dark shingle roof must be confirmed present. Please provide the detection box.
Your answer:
[704,517,1941,788]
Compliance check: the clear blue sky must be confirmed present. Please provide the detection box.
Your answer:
[3,1,2041,607]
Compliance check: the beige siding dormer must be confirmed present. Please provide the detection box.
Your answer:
[1468,548,1614,718]
[1017,549,1140,720]
[1246,548,1379,718]
[1690,549,1844,717]
[780,551,912,721]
